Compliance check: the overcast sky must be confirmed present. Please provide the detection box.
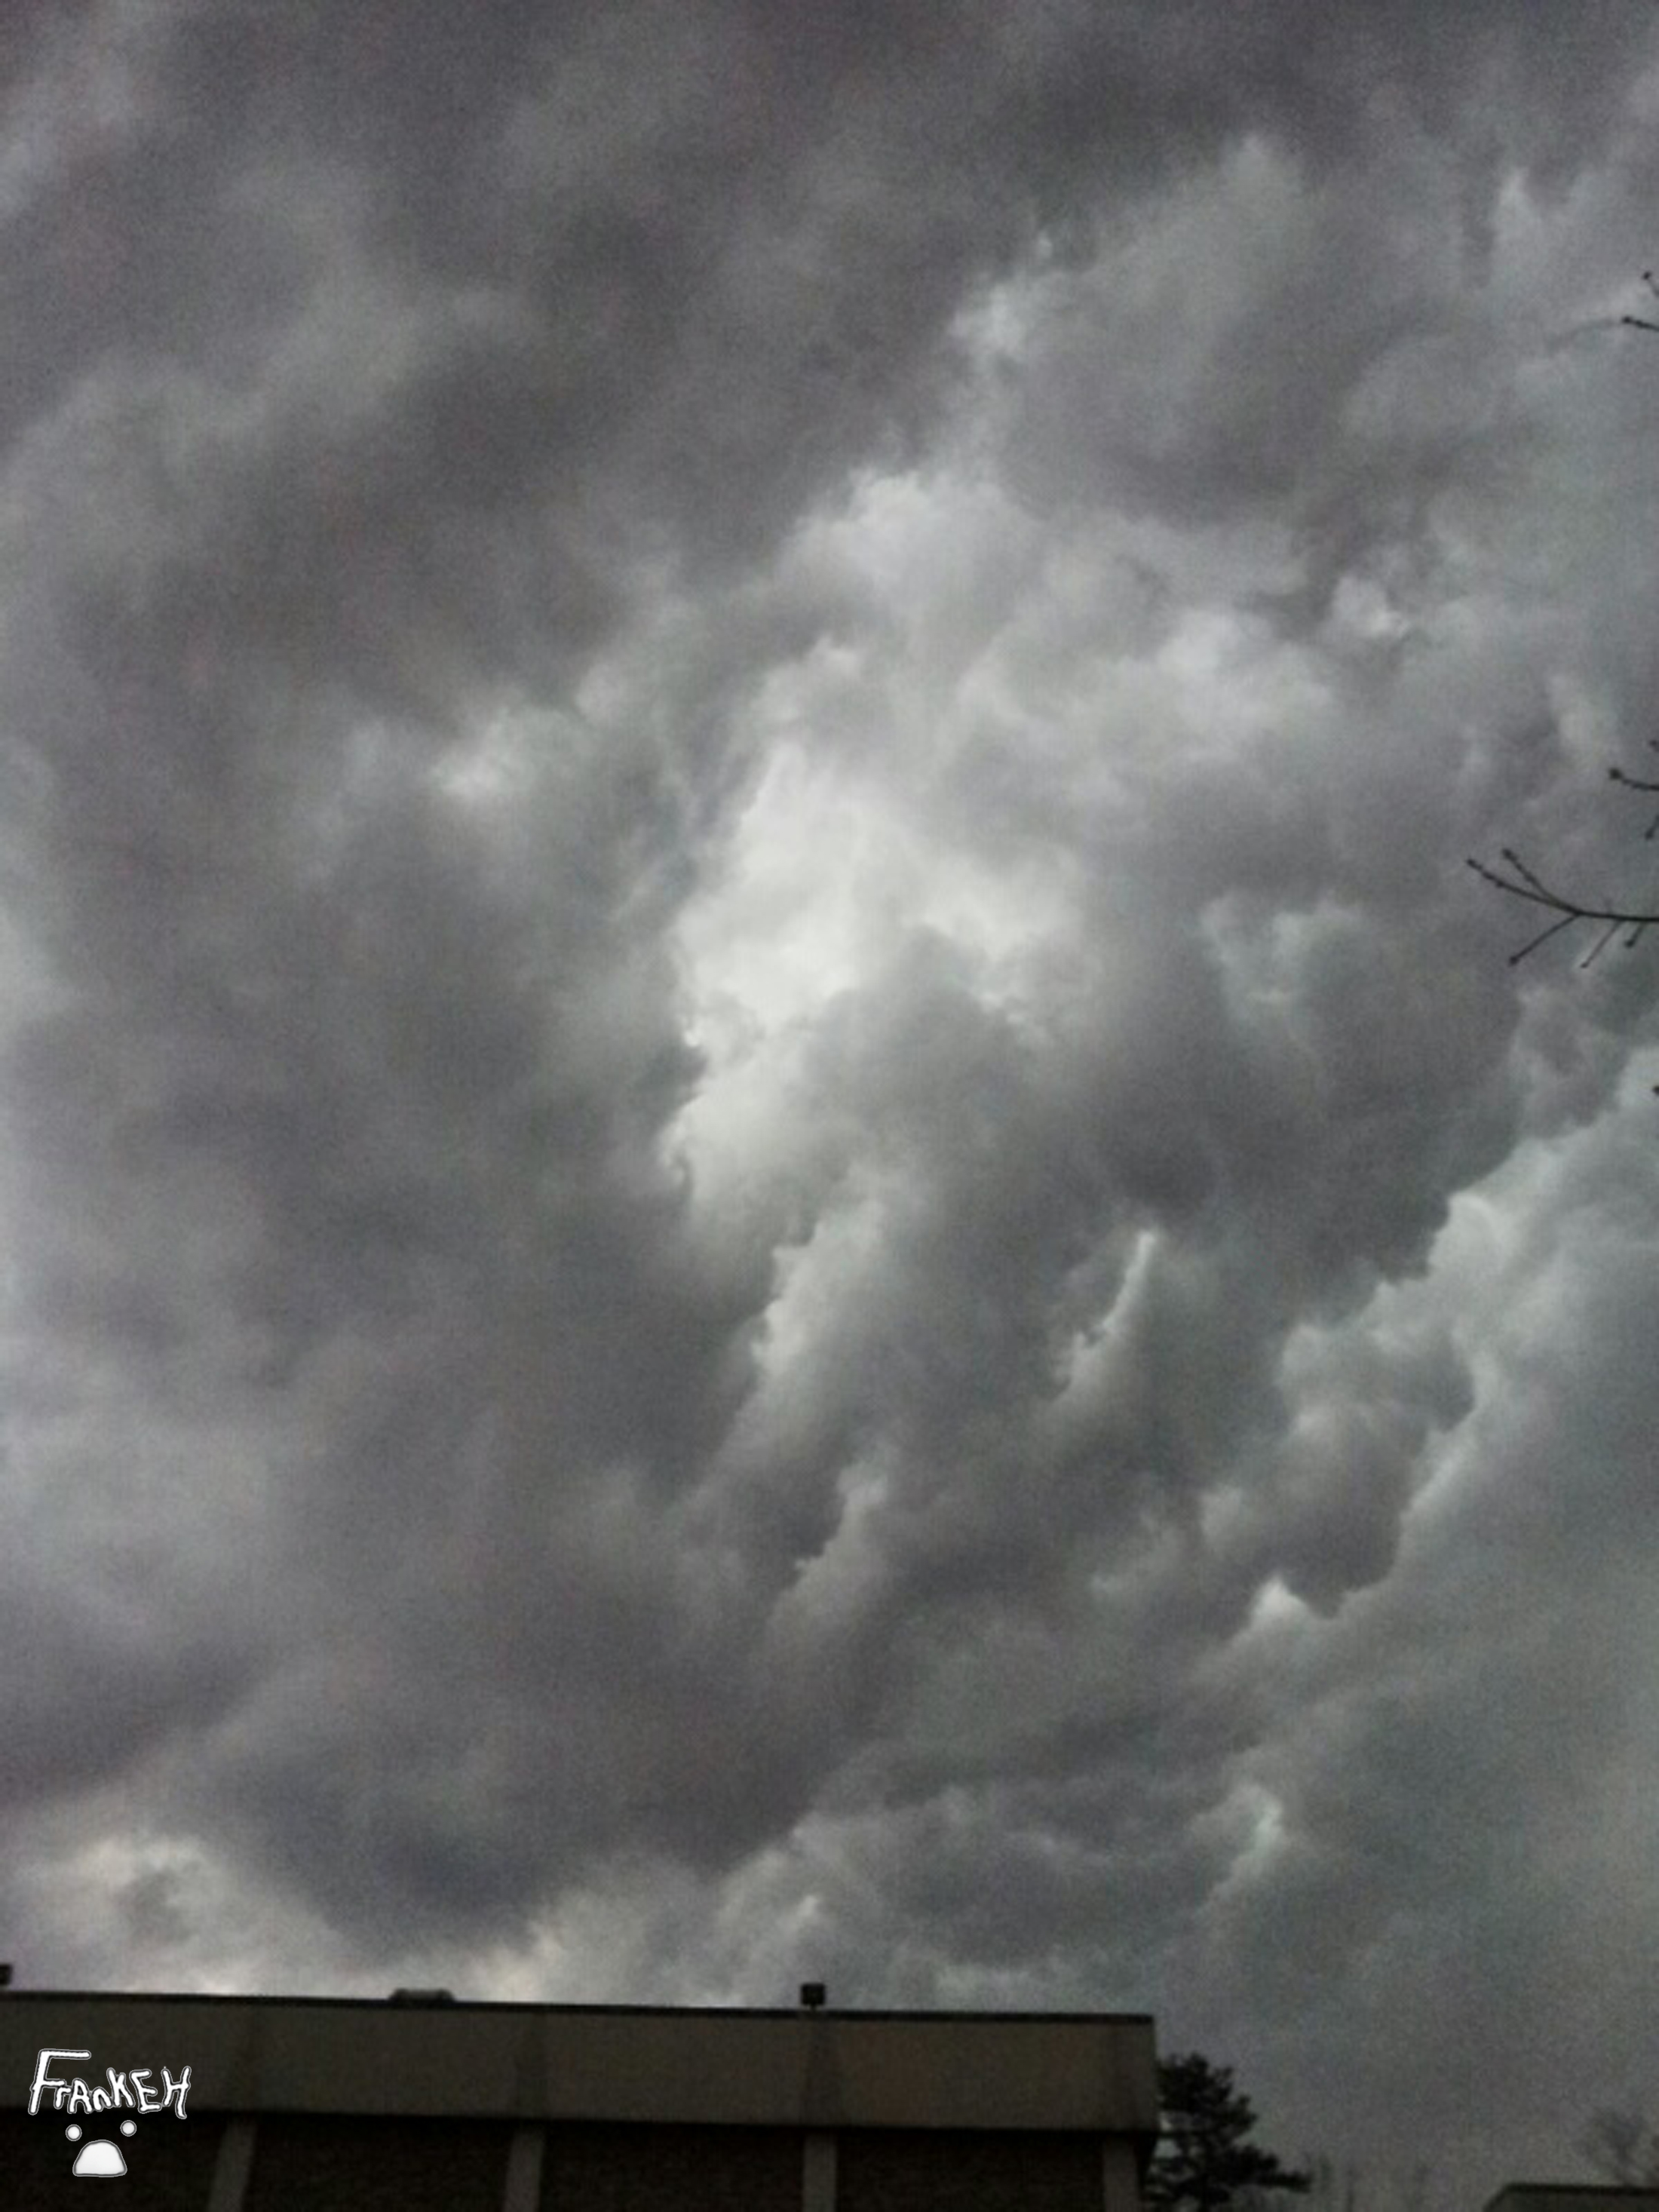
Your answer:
[3,1,1658,2199]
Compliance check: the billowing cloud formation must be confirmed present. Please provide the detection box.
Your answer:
[4,4,1659,2201]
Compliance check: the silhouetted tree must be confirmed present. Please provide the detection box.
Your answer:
[1145,2053,1311,2212]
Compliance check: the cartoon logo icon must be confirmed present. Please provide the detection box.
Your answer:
[27,2046,189,2177]
[66,2117,137,2178]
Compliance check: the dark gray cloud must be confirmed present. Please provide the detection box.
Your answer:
[3,2,1659,2202]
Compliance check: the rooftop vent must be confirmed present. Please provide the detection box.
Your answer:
[799,1982,826,2010]
[388,1988,455,2005]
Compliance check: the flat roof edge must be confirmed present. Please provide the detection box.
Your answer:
[0,1990,1155,2023]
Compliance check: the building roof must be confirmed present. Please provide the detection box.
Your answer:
[1484,2192,1659,2212]
[1,1991,1161,2136]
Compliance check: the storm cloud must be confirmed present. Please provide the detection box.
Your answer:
[3,3,1659,2201]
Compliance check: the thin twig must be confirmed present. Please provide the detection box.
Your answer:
[1473,266,1659,1061]
[1465,849,1659,967]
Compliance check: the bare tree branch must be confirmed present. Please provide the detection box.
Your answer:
[1464,850,1658,967]
[1469,270,1659,1093]
[1467,745,1659,965]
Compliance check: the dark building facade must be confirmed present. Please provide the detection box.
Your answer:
[1483,2191,1659,2212]
[0,1990,1161,2211]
